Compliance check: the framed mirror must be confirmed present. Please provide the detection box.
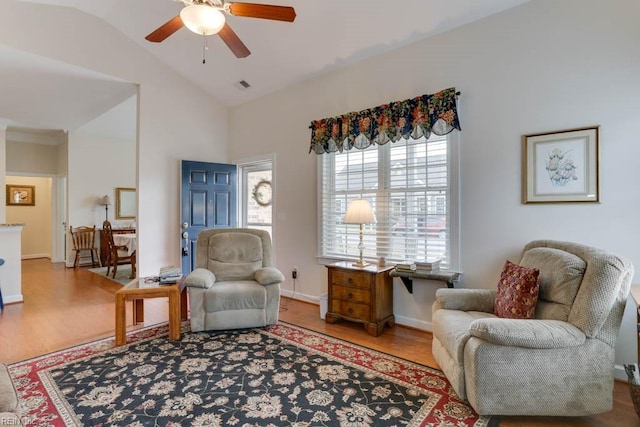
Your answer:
[115,187,136,219]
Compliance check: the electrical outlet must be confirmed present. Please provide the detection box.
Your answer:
[292,267,298,279]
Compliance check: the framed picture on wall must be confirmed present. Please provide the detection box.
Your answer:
[522,126,600,204]
[6,184,36,206]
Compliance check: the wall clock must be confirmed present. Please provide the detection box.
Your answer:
[252,179,272,206]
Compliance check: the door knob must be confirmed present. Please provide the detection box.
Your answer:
[182,231,189,239]
[182,222,189,229]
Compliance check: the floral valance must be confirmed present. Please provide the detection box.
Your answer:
[309,87,461,154]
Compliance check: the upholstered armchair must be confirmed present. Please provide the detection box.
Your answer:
[0,364,21,425]
[432,240,634,416]
[184,228,284,332]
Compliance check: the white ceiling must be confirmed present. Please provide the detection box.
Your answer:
[5,0,529,135]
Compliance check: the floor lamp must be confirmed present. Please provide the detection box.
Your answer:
[343,199,376,268]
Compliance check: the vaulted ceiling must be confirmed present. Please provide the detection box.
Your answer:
[5,0,529,134]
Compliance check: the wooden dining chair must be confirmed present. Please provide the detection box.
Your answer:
[102,220,134,278]
[70,225,101,269]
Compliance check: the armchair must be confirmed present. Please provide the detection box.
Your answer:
[432,240,634,416]
[184,228,284,332]
[0,363,21,425]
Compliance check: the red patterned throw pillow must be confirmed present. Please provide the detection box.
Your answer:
[494,260,541,319]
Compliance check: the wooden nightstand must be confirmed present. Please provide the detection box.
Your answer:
[325,261,395,336]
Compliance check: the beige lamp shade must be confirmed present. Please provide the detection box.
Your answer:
[343,199,376,268]
[343,199,376,224]
[99,195,111,206]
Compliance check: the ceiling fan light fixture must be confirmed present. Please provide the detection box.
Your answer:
[180,4,226,36]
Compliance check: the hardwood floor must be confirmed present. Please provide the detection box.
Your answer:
[1,258,639,426]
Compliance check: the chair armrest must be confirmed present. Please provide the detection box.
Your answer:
[470,318,586,349]
[184,268,216,289]
[0,364,18,412]
[434,288,496,312]
[255,267,285,285]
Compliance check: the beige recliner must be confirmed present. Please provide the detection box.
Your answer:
[184,228,284,332]
[432,240,634,416]
[0,364,21,425]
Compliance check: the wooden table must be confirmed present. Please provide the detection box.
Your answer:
[325,261,395,336]
[115,278,187,346]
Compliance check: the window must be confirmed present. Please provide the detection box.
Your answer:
[239,159,273,237]
[319,133,459,269]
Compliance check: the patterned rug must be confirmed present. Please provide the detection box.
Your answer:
[8,322,492,426]
[88,265,133,286]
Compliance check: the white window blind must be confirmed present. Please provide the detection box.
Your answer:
[319,133,455,267]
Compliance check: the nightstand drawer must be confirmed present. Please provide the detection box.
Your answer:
[325,261,394,337]
[330,269,370,289]
[331,286,371,304]
[331,300,370,319]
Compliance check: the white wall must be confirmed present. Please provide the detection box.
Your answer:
[230,0,640,374]
[67,130,135,228]
[0,1,229,276]
[6,175,52,258]
[6,141,59,175]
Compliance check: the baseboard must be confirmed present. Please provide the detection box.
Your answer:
[280,289,319,304]
[393,314,432,332]
[615,364,629,382]
[21,254,50,260]
[65,260,100,268]
[280,291,432,332]
[2,294,24,304]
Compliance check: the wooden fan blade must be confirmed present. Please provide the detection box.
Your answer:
[145,16,184,43]
[228,3,296,22]
[218,23,251,58]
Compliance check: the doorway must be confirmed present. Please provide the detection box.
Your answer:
[5,174,66,262]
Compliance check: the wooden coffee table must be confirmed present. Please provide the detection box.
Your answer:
[115,278,187,346]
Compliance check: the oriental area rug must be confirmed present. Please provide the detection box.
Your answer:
[8,322,492,427]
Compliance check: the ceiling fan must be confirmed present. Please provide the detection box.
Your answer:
[145,0,296,59]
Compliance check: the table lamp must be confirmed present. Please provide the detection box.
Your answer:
[343,198,376,268]
[99,195,111,222]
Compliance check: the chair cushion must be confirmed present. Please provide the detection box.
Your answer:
[494,260,540,319]
[203,281,267,312]
[207,233,263,281]
[469,318,586,348]
[519,247,585,321]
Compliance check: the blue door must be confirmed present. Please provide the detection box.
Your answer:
[181,160,237,276]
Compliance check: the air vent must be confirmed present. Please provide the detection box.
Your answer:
[234,80,251,90]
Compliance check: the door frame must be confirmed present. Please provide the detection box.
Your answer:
[5,171,66,263]
[236,153,276,256]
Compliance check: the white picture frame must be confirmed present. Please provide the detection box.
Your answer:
[522,126,600,204]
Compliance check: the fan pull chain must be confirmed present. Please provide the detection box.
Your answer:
[202,36,209,64]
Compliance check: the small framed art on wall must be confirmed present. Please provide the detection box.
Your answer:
[6,184,36,206]
[522,126,600,204]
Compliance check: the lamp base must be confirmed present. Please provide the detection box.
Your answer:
[352,260,370,268]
